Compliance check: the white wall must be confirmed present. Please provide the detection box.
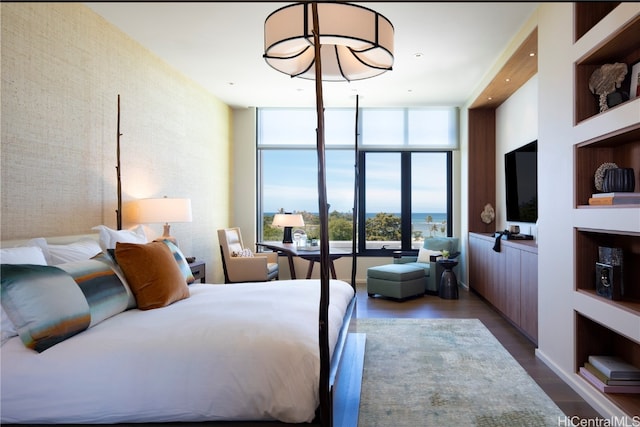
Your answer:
[495,75,539,235]
[536,4,576,390]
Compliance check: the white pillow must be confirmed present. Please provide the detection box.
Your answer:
[0,246,47,265]
[92,225,148,250]
[28,237,102,265]
[0,245,48,345]
[232,248,254,258]
[417,248,442,263]
[1,308,17,346]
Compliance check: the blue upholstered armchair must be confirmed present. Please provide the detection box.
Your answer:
[393,237,460,294]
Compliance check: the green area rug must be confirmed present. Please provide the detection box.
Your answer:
[355,318,566,427]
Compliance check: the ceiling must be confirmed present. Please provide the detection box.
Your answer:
[86,2,539,109]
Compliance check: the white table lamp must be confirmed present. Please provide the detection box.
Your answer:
[134,197,192,244]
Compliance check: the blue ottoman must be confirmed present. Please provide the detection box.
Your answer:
[367,264,425,300]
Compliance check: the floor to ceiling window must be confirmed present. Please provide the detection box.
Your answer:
[258,107,457,255]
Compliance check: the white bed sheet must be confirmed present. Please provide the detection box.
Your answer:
[1,279,355,424]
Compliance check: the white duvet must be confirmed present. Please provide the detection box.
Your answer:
[1,279,355,424]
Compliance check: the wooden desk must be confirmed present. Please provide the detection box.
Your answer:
[256,242,351,280]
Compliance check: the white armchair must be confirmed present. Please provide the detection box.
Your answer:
[217,228,279,283]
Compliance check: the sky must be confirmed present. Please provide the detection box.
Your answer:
[259,108,452,214]
[262,150,447,214]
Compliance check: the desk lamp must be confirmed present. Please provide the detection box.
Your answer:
[272,213,304,243]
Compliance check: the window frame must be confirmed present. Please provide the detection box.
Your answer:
[357,150,453,256]
[256,107,457,255]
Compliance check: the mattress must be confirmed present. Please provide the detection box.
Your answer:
[1,279,355,424]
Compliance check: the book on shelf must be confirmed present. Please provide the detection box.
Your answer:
[583,362,640,386]
[588,196,640,205]
[588,355,640,380]
[579,367,640,394]
[591,192,640,198]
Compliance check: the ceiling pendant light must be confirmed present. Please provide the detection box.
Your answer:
[263,2,394,82]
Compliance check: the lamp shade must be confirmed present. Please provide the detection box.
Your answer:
[134,198,192,224]
[264,2,394,82]
[272,213,305,228]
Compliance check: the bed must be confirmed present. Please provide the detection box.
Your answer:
[0,232,359,425]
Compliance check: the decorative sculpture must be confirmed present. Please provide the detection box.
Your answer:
[481,203,495,224]
[594,162,618,192]
[589,63,628,112]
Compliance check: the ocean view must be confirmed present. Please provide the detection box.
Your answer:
[265,212,447,232]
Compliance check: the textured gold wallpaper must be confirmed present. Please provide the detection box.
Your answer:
[1,3,231,281]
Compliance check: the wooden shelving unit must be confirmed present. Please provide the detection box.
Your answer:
[572,2,640,417]
[574,2,620,41]
[575,314,640,417]
[574,14,640,124]
[574,124,640,208]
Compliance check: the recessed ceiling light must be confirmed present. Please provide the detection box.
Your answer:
[505,78,511,82]
[529,52,536,57]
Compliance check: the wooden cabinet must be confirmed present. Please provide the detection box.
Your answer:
[519,249,538,343]
[571,2,640,417]
[468,232,538,344]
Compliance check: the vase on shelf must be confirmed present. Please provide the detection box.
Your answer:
[602,168,635,193]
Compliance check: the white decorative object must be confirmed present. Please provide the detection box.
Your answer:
[481,203,495,224]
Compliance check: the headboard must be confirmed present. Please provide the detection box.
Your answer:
[0,234,99,249]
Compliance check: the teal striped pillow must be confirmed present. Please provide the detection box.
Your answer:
[1,260,129,352]
[57,259,129,327]
[162,240,195,284]
[1,264,91,352]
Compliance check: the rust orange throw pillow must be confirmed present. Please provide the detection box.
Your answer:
[114,241,190,310]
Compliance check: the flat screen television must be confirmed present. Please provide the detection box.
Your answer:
[505,140,537,223]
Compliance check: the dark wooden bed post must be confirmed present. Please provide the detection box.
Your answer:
[310,4,332,426]
[350,95,359,290]
[116,94,123,230]
[263,4,391,424]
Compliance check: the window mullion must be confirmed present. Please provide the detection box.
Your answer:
[357,151,367,254]
[401,152,412,250]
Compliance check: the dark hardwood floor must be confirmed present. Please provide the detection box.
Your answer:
[354,284,601,420]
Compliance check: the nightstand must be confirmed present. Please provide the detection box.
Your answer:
[188,261,206,283]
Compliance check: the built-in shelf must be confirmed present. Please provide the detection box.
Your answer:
[575,229,640,312]
[574,122,640,208]
[574,2,621,42]
[575,313,640,416]
[572,3,640,417]
[574,14,640,124]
